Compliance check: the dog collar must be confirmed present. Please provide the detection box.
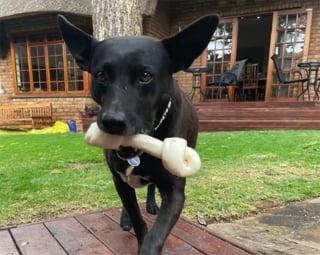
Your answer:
[154,98,172,131]
[115,152,141,168]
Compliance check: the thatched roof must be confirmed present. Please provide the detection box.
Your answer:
[0,0,92,20]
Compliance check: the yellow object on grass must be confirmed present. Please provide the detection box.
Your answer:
[0,121,70,135]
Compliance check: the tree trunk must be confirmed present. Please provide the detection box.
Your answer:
[92,0,144,39]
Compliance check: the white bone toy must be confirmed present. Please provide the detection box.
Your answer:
[84,122,201,177]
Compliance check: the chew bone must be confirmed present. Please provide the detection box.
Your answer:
[85,122,201,177]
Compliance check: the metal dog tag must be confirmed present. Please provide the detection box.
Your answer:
[128,156,141,167]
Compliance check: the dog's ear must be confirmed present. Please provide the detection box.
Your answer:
[57,15,96,72]
[162,15,219,73]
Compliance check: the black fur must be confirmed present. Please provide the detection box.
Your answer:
[58,14,219,255]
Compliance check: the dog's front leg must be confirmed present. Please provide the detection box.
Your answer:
[139,179,185,255]
[112,175,148,247]
[120,206,132,231]
[121,184,159,231]
[146,184,159,215]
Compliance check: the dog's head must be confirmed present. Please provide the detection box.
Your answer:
[58,15,219,135]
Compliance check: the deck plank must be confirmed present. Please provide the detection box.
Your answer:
[105,207,221,255]
[76,211,137,255]
[1,207,255,255]
[140,208,254,255]
[45,217,113,255]
[0,230,19,255]
[10,223,66,255]
[79,210,204,255]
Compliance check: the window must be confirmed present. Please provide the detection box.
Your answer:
[11,32,89,95]
[275,13,306,66]
[206,20,234,84]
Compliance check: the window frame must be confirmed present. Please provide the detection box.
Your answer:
[10,31,90,96]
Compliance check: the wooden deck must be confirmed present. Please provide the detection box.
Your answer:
[195,101,320,131]
[0,207,256,255]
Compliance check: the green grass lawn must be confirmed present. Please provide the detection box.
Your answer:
[1,130,320,227]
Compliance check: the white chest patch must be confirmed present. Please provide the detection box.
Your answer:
[117,165,151,189]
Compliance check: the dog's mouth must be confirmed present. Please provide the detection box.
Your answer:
[116,146,142,160]
[115,129,146,160]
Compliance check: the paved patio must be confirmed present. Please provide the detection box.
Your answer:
[208,198,320,255]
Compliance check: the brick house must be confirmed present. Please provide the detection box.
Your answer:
[0,0,319,131]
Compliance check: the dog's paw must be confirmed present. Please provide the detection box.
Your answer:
[146,201,159,215]
[120,221,133,231]
[120,209,133,231]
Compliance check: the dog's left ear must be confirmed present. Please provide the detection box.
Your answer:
[162,15,219,73]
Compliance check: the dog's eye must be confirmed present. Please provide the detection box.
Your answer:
[96,71,106,82]
[139,72,153,84]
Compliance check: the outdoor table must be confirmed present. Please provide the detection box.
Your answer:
[297,61,320,100]
[185,66,210,101]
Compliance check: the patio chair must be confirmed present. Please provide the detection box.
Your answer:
[205,59,247,101]
[271,54,309,100]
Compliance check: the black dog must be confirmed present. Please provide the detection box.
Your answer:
[58,14,218,255]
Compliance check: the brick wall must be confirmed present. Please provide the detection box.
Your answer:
[1,95,95,132]
[143,0,171,39]
[0,57,13,101]
[308,1,320,60]
[173,58,201,102]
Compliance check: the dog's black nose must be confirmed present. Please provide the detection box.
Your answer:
[99,111,127,134]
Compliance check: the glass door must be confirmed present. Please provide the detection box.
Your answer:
[266,9,312,99]
[201,18,238,100]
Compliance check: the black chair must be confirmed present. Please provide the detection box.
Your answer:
[271,54,309,100]
[205,59,247,101]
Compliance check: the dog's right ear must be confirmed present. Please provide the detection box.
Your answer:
[162,15,219,73]
[57,15,96,72]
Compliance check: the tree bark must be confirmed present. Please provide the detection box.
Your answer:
[91,0,158,40]
[91,0,143,39]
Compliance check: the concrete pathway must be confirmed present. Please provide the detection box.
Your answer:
[207,198,320,255]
